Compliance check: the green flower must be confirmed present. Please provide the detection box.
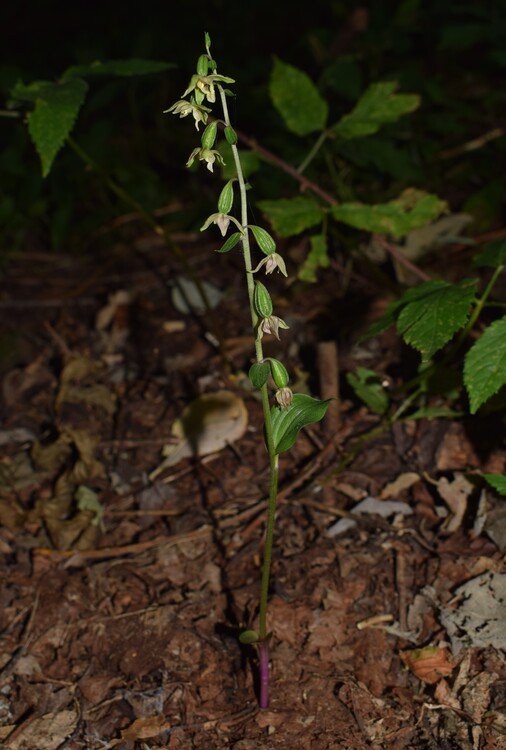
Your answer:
[201,213,244,237]
[257,315,289,341]
[186,147,226,173]
[164,99,211,131]
[252,253,288,277]
[183,73,235,104]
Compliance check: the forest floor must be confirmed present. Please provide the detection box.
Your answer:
[1,229,505,749]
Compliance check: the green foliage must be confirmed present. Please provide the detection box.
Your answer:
[257,197,324,237]
[332,82,420,140]
[269,58,328,136]
[330,190,447,239]
[482,474,506,496]
[473,239,506,269]
[270,394,331,454]
[62,59,175,78]
[346,367,389,415]
[298,234,329,282]
[464,317,506,414]
[13,79,88,177]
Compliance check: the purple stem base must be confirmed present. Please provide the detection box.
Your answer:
[258,641,270,709]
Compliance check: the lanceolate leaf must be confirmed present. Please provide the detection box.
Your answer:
[333,81,420,139]
[464,317,506,413]
[269,58,328,136]
[62,59,176,78]
[257,197,323,237]
[330,189,447,239]
[396,279,476,361]
[20,79,89,177]
[270,394,331,454]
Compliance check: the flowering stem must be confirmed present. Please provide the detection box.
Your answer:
[218,83,278,707]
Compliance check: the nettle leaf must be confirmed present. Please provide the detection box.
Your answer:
[346,367,389,415]
[464,317,506,413]
[271,394,331,454]
[18,79,89,177]
[332,81,420,139]
[257,197,323,237]
[482,473,506,496]
[396,279,476,361]
[473,239,506,269]
[298,234,330,282]
[331,189,447,239]
[62,59,175,78]
[269,58,328,136]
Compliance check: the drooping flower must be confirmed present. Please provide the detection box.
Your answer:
[186,147,226,173]
[257,315,289,341]
[275,387,293,409]
[200,213,244,237]
[164,99,211,130]
[252,253,288,277]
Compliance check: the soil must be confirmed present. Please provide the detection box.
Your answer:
[1,232,505,750]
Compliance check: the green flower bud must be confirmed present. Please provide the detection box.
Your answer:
[201,121,218,150]
[249,225,276,256]
[249,361,270,388]
[197,54,209,76]
[218,179,234,215]
[268,358,289,389]
[254,281,273,318]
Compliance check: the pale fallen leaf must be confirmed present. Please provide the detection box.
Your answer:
[327,496,413,537]
[171,276,224,314]
[436,473,473,534]
[105,715,171,748]
[6,709,77,750]
[380,472,420,499]
[150,390,248,479]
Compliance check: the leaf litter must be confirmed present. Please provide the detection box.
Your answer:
[0,241,505,749]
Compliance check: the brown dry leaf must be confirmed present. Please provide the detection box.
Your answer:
[380,472,420,499]
[435,473,474,534]
[105,715,171,748]
[400,646,455,684]
[150,390,248,478]
[5,709,78,750]
[56,355,116,416]
[95,289,131,353]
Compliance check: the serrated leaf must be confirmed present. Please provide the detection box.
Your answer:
[249,362,270,388]
[24,79,88,177]
[482,473,506,496]
[332,81,419,139]
[249,225,276,255]
[346,367,389,415]
[397,279,476,361]
[298,233,330,282]
[269,58,328,136]
[473,239,506,269]
[219,141,259,180]
[464,317,506,413]
[216,232,241,253]
[271,394,331,454]
[62,59,175,79]
[330,189,447,239]
[257,197,323,237]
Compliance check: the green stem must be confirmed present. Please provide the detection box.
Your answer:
[455,265,504,348]
[218,84,278,639]
[297,131,328,174]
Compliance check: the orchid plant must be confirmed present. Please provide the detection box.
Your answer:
[167,33,330,708]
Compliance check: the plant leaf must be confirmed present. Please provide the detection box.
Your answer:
[239,630,259,645]
[482,473,506,496]
[330,189,447,239]
[464,317,506,413]
[216,232,242,253]
[332,81,420,139]
[346,367,389,415]
[298,233,330,282]
[473,239,506,269]
[257,197,323,237]
[20,79,89,177]
[269,58,328,136]
[62,59,175,79]
[396,279,476,361]
[270,394,331,454]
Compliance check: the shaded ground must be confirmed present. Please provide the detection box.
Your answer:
[1,233,505,749]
